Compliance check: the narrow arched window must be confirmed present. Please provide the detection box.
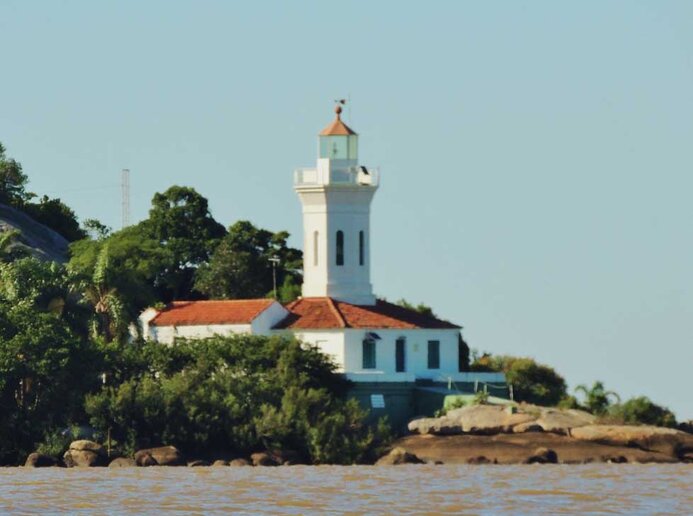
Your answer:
[313,231,319,266]
[359,230,364,266]
[336,230,344,266]
[395,337,405,372]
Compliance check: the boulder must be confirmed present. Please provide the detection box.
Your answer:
[24,453,58,468]
[250,452,278,467]
[601,455,628,464]
[467,455,492,465]
[513,422,544,433]
[525,447,558,464]
[212,460,229,467]
[188,460,210,467]
[532,409,595,435]
[135,452,157,467]
[134,446,185,466]
[375,447,425,465]
[108,457,136,468]
[271,450,305,465]
[570,425,693,458]
[63,440,107,467]
[407,417,462,435]
[229,458,250,467]
[445,405,536,435]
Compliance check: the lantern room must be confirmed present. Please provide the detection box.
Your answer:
[319,105,358,160]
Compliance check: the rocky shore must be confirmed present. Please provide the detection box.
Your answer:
[380,404,693,465]
[18,405,693,467]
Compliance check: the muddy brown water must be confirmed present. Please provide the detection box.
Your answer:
[1,464,691,514]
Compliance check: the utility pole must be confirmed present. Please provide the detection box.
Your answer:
[121,169,130,229]
[269,256,280,299]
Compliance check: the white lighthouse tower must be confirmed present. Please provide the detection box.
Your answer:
[294,104,379,306]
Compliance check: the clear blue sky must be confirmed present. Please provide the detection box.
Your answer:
[2,1,692,419]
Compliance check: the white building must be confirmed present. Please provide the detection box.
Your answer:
[141,105,506,427]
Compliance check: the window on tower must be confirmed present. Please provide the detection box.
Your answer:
[313,231,319,266]
[359,230,364,266]
[336,230,344,266]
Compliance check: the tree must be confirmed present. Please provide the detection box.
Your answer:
[69,224,166,330]
[0,142,30,204]
[145,186,226,300]
[609,396,677,428]
[394,299,437,318]
[471,354,568,406]
[80,244,129,342]
[23,196,85,242]
[194,220,302,301]
[0,259,100,464]
[575,381,621,415]
[85,335,388,463]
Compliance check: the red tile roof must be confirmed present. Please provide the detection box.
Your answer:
[274,298,460,330]
[150,299,275,327]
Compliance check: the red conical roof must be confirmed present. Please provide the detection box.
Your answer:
[319,105,357,136]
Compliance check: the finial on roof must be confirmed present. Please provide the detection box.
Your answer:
[320,99,356,136]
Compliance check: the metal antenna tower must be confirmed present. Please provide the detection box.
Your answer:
[121,169,130,228]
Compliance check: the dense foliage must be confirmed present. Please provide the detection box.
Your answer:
[86,336,390,463]
[195,220,302,302]
[609,396,677,428]
[471,354,568,406]
[0,259,100,464]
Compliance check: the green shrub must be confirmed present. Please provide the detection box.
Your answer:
[86,335,390,464]
[609,397,677,428]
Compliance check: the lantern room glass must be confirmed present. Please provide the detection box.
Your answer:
[319,134,358,160]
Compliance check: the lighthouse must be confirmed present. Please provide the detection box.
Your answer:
[293,104,379,305]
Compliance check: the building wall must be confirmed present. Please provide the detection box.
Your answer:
[342,328,464,382]
[149,323,252,345]
[281,330,346,372]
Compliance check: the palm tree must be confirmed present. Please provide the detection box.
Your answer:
[575,381,621,415]
[82,244,129,342]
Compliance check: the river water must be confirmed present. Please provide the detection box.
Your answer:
[1,464,691,514]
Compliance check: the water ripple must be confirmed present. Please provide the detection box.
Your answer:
[0,464,690,515]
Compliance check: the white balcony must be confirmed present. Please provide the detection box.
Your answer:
[294,165,379,187]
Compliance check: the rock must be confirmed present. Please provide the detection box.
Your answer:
[250,452,279,467]
[229,458,250,467]
[375,447,425,465]
[679,421,693,434]
[135,452,157,467]
[601,455,628,464]
[513,423,544,433]
[533,409,595,435]
[108,457,136,468]
[188,460,210,467]
[0,203,69,262]
[570,425,693,458]
[445,405,536,435]
[134,446,185,466]
[467,456,492,465]
[63,440,107,467]
[24,453,58,468]
[407,417,462,435]
[271,450,305,465]
[212,460,229,467]
[525,447,558,464]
